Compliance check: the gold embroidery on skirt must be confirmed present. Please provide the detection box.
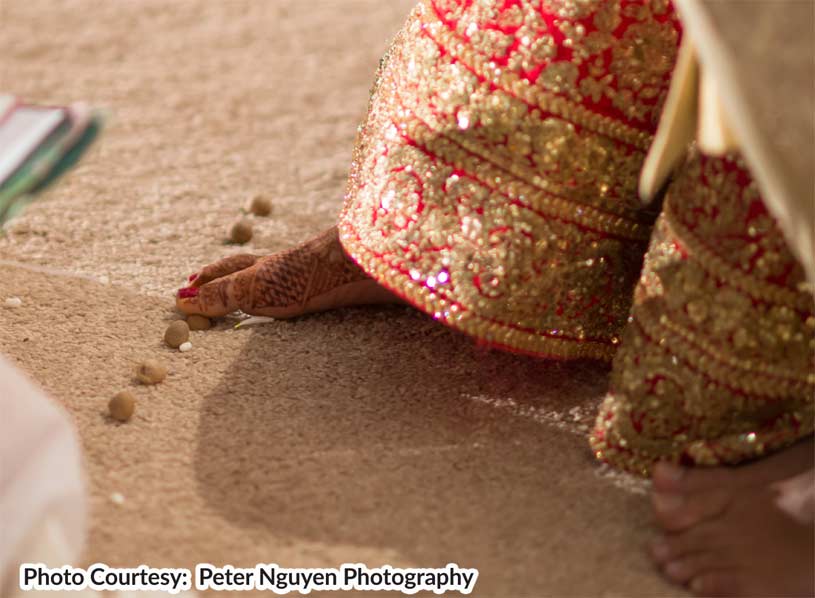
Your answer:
[340,0,680,359]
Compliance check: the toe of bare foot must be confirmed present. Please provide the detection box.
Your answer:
[651,523,742,595]
[652,439,815,495]
[650,468,815,598]
[650,520,719,565]
[689,572,743,597]
[651,487,731,532]
[653,462,733,494]
[663,553,721,585]
[651,463,733,531]
[651,440,815,534]
[190,253,260,289]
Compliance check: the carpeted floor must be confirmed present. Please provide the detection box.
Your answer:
[0,2,682,596]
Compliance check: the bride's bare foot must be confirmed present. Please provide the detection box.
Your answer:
[176,226,402,318]
[649,438,815,596]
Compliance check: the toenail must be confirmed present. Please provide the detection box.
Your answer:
[655,462,685,483]
[188,273,199,282]
[651,539,670,560]
[654,492,684,512]
[177,287,199,299]
[665,561,685,579]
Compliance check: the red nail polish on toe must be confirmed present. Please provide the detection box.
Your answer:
[178,287,199,299]
[188,273,199,282]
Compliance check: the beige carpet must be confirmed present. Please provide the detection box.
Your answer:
[0,2,682,596]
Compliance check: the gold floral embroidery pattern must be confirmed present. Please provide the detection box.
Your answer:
[426,0,679,130]
[340,0,681,359]
[591,152,815,476]
[420,15,658,151]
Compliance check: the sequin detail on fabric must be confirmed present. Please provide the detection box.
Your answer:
[591,152,815,475]
[339,0,681,359]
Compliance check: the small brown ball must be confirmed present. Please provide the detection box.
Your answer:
[229,219,253,244]
[136,359,167,385]
[247,195,273,217]
[109,391,135,422]
[187,314,212,331]
[164,320,190,348]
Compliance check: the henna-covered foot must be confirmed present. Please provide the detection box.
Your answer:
[176,226,402,318]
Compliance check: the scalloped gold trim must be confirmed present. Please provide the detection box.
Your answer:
[636,303,815,397]
[338,220,617,361]
[664,200,813,311]
[403,115,653,241]
[590,394,813,477]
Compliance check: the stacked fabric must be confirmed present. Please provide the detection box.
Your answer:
[0,95,103,225]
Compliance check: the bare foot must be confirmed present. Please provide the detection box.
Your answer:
[649,438,815,596]
[176,226,402,318]
[650,439,815,532]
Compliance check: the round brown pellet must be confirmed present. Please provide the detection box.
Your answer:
[229,219,253,244]
[136,359,167,385]
[109,391,135,422]
[164,320,190,348]
[187,314,212,331]
[247,195,272,217]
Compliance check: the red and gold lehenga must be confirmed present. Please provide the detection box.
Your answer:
[592,152,815,473]
[337,0,815,475]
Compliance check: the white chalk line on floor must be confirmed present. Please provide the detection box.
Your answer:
[464,393,650,495]
[0,258,174,299]
[0,258,110,284]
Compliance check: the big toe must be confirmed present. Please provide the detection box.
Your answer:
[651,520,720,565]
[653,462,736,494]
[652,487,731,531]
[176,267,255,317]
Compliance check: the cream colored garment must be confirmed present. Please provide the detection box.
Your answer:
[0,356,87,596]
[641,0,815,285]
[639,1,815,526]
[776,469,815,525]
[0,357,196,598]
[639,38,739,196]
